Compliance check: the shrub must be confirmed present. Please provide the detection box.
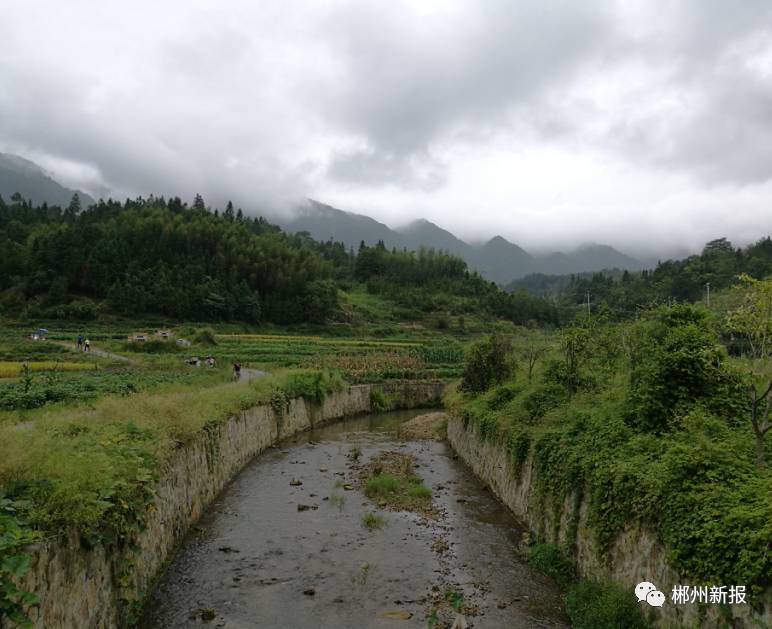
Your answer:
[626,307,741,432]
[370,388,398,412]
[522,384,566,422]
[192,328,218,346]
[526,543,575,586]
[543,359,596,397]
[460,333,514,393]
[278,370,344,404]
[565,579,648,629]
[486,383,520,411]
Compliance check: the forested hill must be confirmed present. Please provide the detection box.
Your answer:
[0,194,557,326]
[508,237,772,318]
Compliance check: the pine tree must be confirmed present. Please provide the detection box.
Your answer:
[193,194,206,212]
[65,193,81,220]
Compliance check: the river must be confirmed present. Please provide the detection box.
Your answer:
[140,409,568,628]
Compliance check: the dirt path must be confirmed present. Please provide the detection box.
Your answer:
[240,367,269,382]
[52,341,133,363]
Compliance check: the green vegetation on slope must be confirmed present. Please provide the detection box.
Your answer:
[509,236,772,321]
[0,369,344,539]
[449,298,772,607]
[0,194,558,327]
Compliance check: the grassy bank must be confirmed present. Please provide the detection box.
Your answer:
[0,367,351,623]
[0,369,346,540]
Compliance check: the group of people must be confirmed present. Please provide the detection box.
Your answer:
[186,356,216,368]
[185,357,243,381]
[75,335,246,382]
[76,335,91,352]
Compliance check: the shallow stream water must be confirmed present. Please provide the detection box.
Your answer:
[141,409,568,628]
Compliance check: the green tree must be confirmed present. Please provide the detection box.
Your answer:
[627,306,734,432]
[727,275,772,467]
[192,193,206,212]
[460,333,514,393]
[64,193,81,220]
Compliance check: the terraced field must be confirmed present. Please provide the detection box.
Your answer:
[213,333,465,382]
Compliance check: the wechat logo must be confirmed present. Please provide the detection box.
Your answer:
[636,581,666,607]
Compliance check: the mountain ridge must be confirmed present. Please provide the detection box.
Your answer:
[0,154,645,285]
[279,199,645,284]
[0,152,95,208]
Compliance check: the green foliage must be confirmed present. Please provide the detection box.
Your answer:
[521,384,566,423]
[0,194,559,326]
[0,196,334,324]
[0,495,41,627]
[0,369,347,544]
[526,543,575,586]
[352,242,557,326]
[486,383,520,411]
[303,280,339,324]
[364,473,432,510]
[269,388,289,418]
[510,235,772,321]
[0,368,223,411]
[361,512,384,530]
[370,388,399,412]
[726,277,772,467]
[626,305,744,432]
[460,333,514,393]
[565,579,648,629]
[542,323,605,397]
[208,333,464,382]
[506,429,531,474]
[276,369,344,404]
[192,328,218,346]
[451,311,772,598]
[365,474,399,497]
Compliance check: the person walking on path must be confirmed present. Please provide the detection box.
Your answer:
[233,362,241,381]
[84,338,91,353]
[76,335,83,351]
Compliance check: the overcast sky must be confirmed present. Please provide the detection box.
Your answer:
[2,1,772,256]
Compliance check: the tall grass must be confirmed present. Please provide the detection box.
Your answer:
[0,369,346,537]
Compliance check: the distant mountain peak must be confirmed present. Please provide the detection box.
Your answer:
[485,235,515,246]
[277,200,643,284]
[0,152,96,207]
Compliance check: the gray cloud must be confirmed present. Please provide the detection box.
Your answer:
[318,1,614,184]
[1,0,771,252]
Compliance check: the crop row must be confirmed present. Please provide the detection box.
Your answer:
[0,361,97,379]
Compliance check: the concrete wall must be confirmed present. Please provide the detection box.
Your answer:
[447,416,772,629]
[12,382,445,629]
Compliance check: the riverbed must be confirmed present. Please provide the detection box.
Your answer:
[140,409,568,628]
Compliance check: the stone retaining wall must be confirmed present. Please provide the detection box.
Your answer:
[447,415,772,629]
[12,381,445,629]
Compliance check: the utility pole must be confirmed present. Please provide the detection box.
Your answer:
[586,291,591,316]
[705,282,711,307]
